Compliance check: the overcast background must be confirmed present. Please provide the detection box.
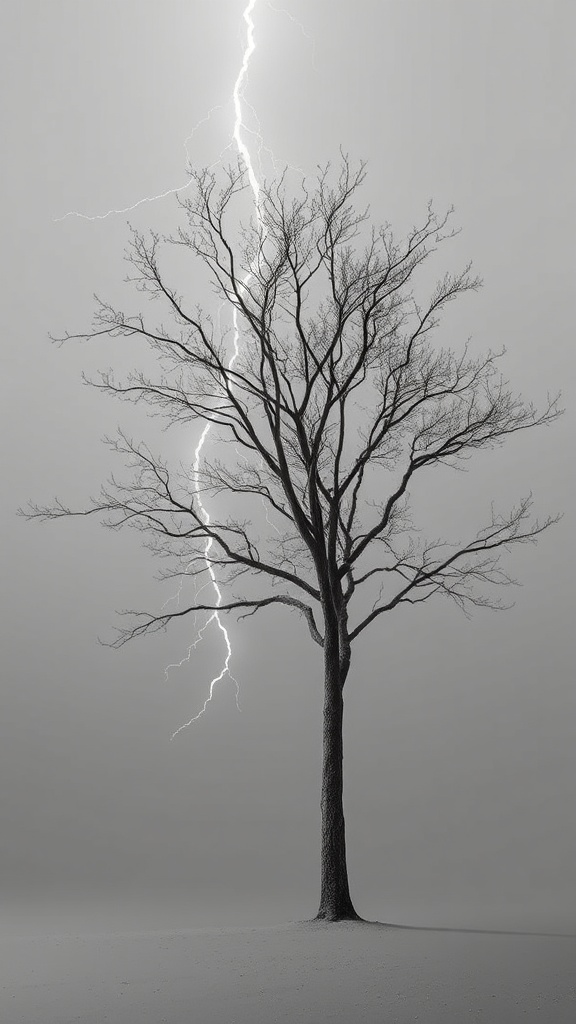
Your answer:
[1,0,575,935]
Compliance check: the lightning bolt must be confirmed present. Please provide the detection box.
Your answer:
[53,106,225,222]
[57,0,308,732]
[232,1,261,204]
[169,425,240,739]
[266,1,318,71]
[169,0,264,737]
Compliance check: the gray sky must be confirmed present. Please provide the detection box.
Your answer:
[2,0,575,933]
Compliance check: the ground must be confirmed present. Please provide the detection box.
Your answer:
[2,918,575,1023]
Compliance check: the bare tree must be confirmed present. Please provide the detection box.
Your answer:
[21,158,562,921]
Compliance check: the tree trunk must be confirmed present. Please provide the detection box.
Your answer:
[315,634,362,921]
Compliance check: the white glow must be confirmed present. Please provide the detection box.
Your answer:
[170,0,263,737]
[54,108,224,222]
[56,0,270,734]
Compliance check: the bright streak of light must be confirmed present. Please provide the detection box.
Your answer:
[53,3,314,224]
[53,107,224,222]
[264,0,318,70]
[170,0,263,737]
[56,0,293,732]
[233,0,261,205]
[263,495,282,535]
[170,426,241,739]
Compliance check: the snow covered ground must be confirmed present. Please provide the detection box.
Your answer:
[2,918,575,1023]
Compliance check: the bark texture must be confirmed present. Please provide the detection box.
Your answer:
[315,632,362,921]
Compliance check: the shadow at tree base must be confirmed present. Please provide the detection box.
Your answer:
[298,917,576,939]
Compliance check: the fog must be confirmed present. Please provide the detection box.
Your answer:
[2,0,575,938]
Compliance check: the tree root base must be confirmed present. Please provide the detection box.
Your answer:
[313,909,364,922]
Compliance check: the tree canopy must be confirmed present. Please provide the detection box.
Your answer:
[24,157,561,652]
